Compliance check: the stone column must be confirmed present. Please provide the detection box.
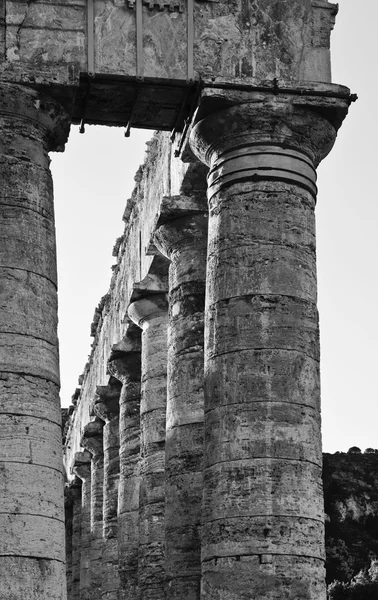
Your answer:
[65,486,74,600]
[73,451,92,600]
[108,323,142,600]
[71,478,83,600]
[93,383,121,600]
[0,83,70,599]
[190,95,349,600]
[81,420,105,600]
[153,194,208,600]
[128,285,168,600]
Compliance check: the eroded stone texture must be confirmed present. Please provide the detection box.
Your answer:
[128,275,169,600]
[73,451,92,600]
[65,487,74,600]
[189,96,348,600]
[3,1,336,85]
[0,83,70,600]
[108,323,142,600]
[153,181,208,600]
[71,479,82,600]
[93,382,121,600]
[81,420,105,600]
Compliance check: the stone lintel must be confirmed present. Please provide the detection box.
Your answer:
[72,451,92,481]
[81,421,104,459]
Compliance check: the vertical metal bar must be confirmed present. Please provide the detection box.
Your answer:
[136,0,144,79]
[187,0,194,82]
[87,0,95,76]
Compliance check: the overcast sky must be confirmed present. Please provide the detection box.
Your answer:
[51,0,377,454]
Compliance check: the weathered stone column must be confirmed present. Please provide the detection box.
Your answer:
[0,83,69,600]
[73,451,92,600]
[71,478,83,600]
[153,194,208,600]
[190,95,349,600]
[81,420,105,600]
[0,83,70,599]
[128,284,168,600]
[65,487,74,600]
[93,382,121,600]
[108,323,142,600]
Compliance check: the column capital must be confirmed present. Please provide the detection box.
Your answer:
[128,293,168,330]
[0,83,70,152]
[128,259,169,329]
[81,420,104,459]
[72,450,91,481]
[190,92,352,202]
[107,320,141,384]
[153,195,208,259]
[92,381,121,423]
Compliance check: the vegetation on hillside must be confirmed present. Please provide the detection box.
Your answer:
[324,449,378,595]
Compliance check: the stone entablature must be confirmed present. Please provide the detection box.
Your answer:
[0,0,339,131]
[2,0,336,82]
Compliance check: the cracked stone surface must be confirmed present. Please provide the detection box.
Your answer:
[0,83,69,600]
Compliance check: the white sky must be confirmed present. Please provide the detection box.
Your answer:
[51,0,377,454]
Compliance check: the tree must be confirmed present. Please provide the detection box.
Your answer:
[328,560,378,599]
[347,447,362,454]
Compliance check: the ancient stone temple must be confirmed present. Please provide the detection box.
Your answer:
[0,1,355,599]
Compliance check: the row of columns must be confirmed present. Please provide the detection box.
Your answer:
[0,81,348,599]
[66,96,333,597]
[66,183,210,600]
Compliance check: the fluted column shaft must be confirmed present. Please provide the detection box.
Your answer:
[73,451,92,600]
[82,420,105,600]
[190,98,342,600]
[154,198,208,600]
[108,326,142,600]
[0,83,70,599]
[129,294,168,600]
[94,386,121,600]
